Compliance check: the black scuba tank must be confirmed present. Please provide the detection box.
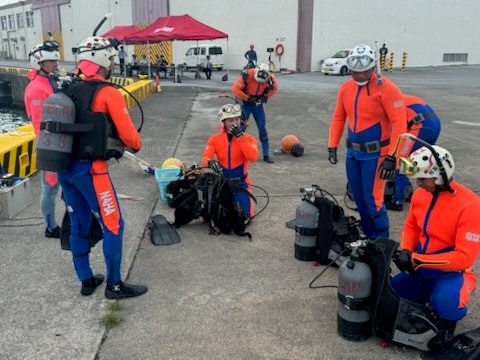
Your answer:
[36,92,76,172]
[337,239,372,341]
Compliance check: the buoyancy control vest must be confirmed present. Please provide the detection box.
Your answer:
[63,81,124,161]
[37,80,123,172]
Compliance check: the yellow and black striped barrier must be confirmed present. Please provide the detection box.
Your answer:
[388,52,394,72]
[0,124,37,177]
[402,52,408,72]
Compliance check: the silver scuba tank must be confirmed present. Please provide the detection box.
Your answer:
[36,92,76,172]
[294,198,319,261]
[337,239,372,341]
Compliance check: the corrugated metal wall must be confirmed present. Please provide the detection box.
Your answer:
[131,0,172,64]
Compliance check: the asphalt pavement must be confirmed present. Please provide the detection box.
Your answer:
[1,64,480,360]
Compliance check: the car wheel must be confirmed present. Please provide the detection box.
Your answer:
[324,73,328,76]
[340,66,348,76]
[217,67,223,71]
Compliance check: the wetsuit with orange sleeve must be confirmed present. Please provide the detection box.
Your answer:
[202,127,258,218]
[391,180,480,321]
[328,74,406,238]
[390,95,442,206]
[57,74,141,286]
[24,70,60,232]
[231,68,278,158]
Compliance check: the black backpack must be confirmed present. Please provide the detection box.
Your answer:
[169,171,253,239]
[314,191,361,265]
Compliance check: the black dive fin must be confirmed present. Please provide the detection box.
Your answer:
[149,214,181,246]
[421,327,480,360]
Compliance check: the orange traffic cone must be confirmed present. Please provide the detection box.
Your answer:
[155,74,161,93]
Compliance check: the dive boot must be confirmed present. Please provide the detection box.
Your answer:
[105,281,148,300]
[81,274,105,296]
[428,319,457,352]
[263,156,274,164]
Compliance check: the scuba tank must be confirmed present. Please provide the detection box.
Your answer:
[36,92,76,172]
[294,187,319,261]
[337,239,372,341]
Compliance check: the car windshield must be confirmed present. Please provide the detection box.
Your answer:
[332,50,350,58]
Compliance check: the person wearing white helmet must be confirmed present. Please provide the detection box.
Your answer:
[231,63,278,163]
[56,35,147,299]
[327,44,407,239]
[202,104,259,219]
[391,144,480,350]
[24,41,61,239]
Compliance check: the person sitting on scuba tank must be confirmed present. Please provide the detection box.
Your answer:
[24,41,62,239]
[202,104,259,220]
[56,35,148,300]
[392,144,480,350]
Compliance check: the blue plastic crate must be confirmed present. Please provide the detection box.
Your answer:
[155,168,182,202]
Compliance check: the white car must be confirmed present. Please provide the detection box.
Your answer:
[321,49,352,76]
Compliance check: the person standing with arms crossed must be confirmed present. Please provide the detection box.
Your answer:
[328,44,406,239]
[24,41,62,239]
[56,35,147,299]
[231,63,278,164]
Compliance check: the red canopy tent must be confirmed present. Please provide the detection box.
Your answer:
[101,25,141,43]
[103,15,229,80]
[124,14,228,43]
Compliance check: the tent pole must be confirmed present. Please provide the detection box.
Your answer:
[147,41,151,79]
[123,41,127,77]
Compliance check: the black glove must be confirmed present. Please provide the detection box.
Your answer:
[261,94,268,104]
[379,155,396,180]
[393,249,415,275]
[328,148,337,164]
[244,96,256,105]
[230,124,243,138]
[208,160,222,173]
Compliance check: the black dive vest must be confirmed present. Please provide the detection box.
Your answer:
[63,81,124,161]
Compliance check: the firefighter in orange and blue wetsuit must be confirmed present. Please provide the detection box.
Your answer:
[56,36,147,300]
[328,44,407,239]
[202,104,259,219]
[387,94,442,211]
[392,144,480,349]
[231,63,278,164]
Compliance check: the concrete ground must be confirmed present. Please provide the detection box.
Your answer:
[1,63,480,360]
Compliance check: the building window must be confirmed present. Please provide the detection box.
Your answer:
[17,13,24,29]
[26,11,34,28]
[8,14,15,30]
[1,16,7,31]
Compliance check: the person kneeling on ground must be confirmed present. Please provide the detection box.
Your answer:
[202,104,259,220]
[391,144,480,350]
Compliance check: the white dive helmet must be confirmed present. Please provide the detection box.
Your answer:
[407,145,455,185]
[346,44,376,72]
[254,63,271,83]
[77,36,118,69]
[29,41,60,70]
[218,104,242,123]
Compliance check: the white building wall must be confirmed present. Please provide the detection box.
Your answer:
[313,0,480,71]
[1,0,480,71]
[169,0,298,71]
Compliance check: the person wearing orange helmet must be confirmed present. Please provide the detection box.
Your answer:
[202,104,259,219]
[24,40,62,239]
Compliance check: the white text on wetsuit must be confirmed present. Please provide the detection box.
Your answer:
[100,190,116,216]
